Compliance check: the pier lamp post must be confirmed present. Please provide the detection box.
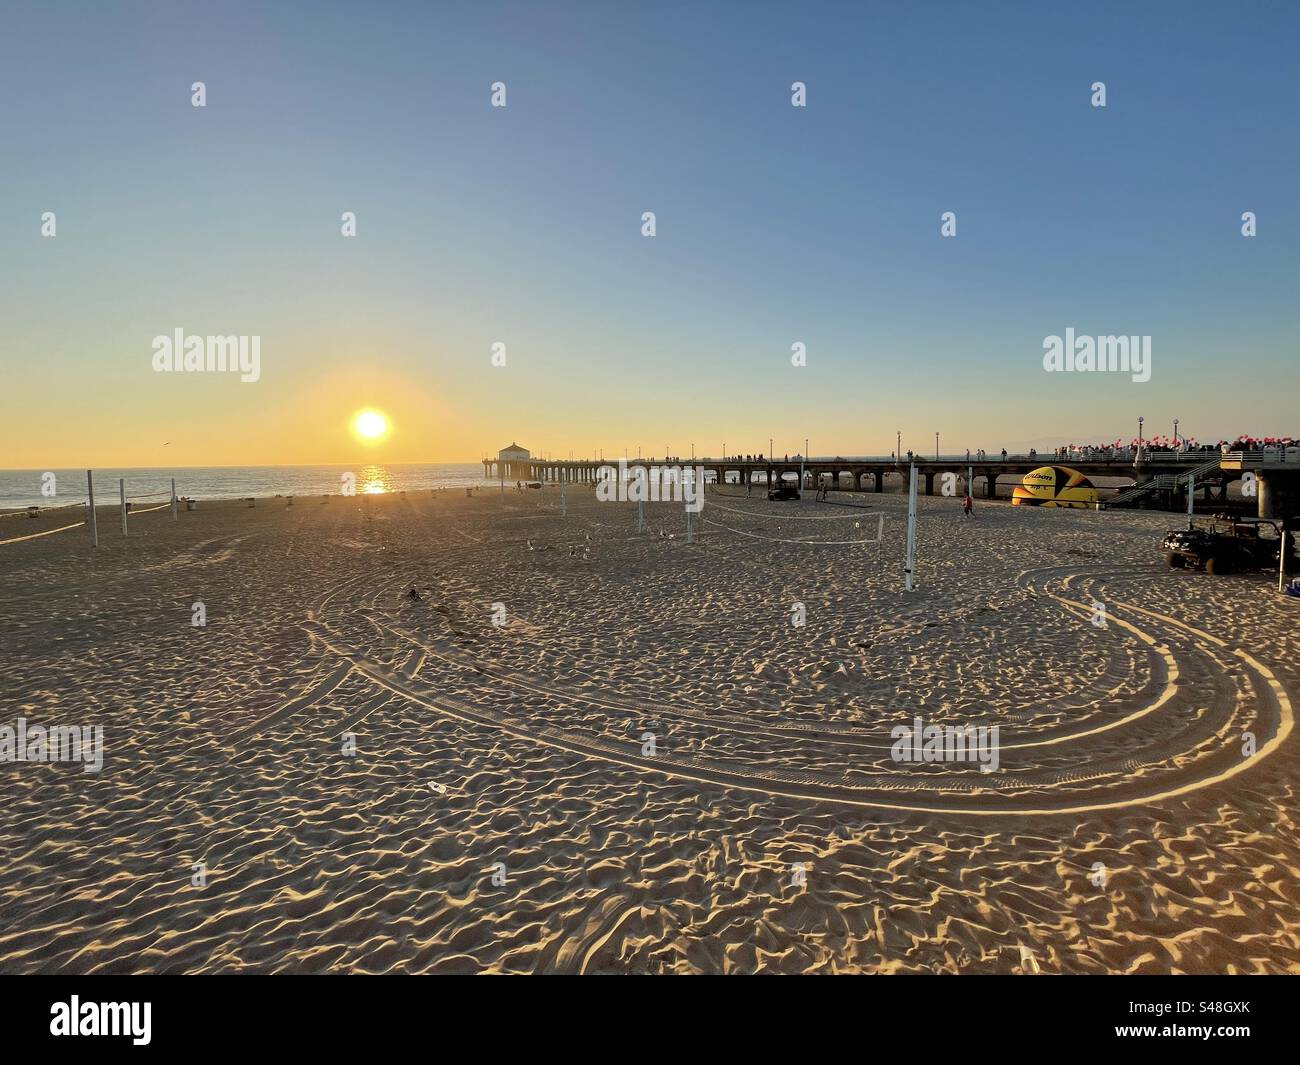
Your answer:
[896,430,901,465]
[935,432,939,461]
[1173,419,1179,448]
[1138,416,1144,456]
[691,443,695,460]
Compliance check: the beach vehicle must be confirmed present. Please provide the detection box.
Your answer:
[768,480,800,501]
[1161,516,1292,574]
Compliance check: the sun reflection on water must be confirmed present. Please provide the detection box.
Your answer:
[358,465,392,495]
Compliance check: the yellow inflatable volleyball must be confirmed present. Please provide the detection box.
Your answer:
[1011,466,1098,508]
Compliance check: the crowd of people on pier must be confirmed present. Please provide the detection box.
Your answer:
[1049,434,1299,462]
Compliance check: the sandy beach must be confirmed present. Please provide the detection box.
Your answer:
[1,486,1297,974]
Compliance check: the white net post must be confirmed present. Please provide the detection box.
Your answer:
[1281,527,1290,594]
[905,464,918,591]
[87,470,98,548]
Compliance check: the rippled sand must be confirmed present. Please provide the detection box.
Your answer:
[1,486,1298,973]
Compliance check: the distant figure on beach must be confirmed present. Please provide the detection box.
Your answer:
[1001,448,1007,459]
[963,494,974,518]
[406,584,423,602]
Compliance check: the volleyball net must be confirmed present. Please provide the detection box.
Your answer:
[0,472,183,546]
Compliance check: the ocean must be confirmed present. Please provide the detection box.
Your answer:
[0,464,492,511]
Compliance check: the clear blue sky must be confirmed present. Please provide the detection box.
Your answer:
[2,1,1296,466]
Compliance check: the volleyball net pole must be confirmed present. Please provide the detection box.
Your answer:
[799,437,807,502]
[119,478,128,537]
[87,470,98,547]
[171,477,178,522]
[905,463,918,591]
[1279,526,1288,594]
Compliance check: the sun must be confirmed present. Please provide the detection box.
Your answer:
[351,409,390,443]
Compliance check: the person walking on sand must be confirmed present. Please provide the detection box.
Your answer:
[963,493,974,518]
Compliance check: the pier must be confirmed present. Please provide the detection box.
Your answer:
[483,451,1300,517]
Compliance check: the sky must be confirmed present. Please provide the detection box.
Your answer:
[1,0,1297,468]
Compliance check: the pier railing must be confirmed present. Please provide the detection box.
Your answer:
[1223,450,1300,465]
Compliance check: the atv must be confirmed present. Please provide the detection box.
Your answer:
[768,480,800,501]
[1161,517,1291,575]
